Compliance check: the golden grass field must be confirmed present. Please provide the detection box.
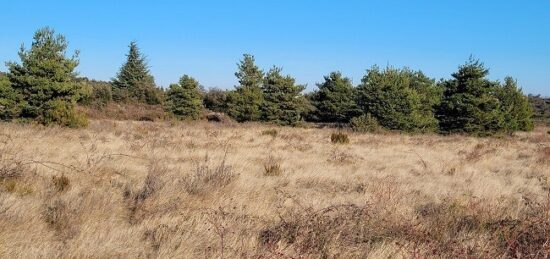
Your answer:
[0,120,549,258]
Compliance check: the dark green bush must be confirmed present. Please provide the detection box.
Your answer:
[5,27,87,127]
[261,67,306,126]
[164,75,203,120]
[356,66,440,132]
[41,99,88,128]
[437,58,533,135]
[311,72,361,123]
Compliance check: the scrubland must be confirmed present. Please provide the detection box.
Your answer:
[0,120,548,258]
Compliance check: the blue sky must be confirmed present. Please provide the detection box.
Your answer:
[1,1,549,95]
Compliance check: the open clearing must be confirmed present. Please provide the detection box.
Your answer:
[0,121,549,258]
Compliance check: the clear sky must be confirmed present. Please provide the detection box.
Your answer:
[1,1,549,95]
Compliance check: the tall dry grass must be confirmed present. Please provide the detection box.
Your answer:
[0,120,548,258]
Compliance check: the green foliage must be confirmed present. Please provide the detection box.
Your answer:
[350,114,380,133]
[497,77,534,132]
[528,95,550,125]
[112,42,162,104]
[311,72,361,122]
[78,78,113,108]
[356,66,440,132]
[203,88,228,113]
[5,27,87,127]
[0,73,22,120]
[437,58,505,135]
[226,54,264,122]
[164,75,203,119]
[42,99,88,128]
[261,67,306,126]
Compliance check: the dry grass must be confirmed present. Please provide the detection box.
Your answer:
[0,120,549,258]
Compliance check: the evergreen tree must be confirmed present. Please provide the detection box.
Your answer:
[0,73,21,120]
[497,77,534,132]
[311,72,361,122]
[112,42,161,104]
[6,27,87,127]
[226,54,264,122]
[164,75,203,119]
[261,67,306,126]
[356,66,440,132]
[437,58,504,135]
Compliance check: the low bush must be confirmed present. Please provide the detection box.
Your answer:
[330,132,349,144]
[350,114,380,133]
[41,100,88,128]
[261,129,278,138]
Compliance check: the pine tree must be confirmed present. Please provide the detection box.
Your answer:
[356,66,440,132]
[311,72,361,122]
[497,77,534,132]
[112,42,161,104]
[226,54,264,122]
[164,75,203,119]
[437,58,504,135]
[0,73,21,120]
[6,27,87,127]
[261,67,306,126]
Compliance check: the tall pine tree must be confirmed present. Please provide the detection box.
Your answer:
[6,27,87,127]
[311,72,361,122]
[261,67,306,126]
[164,75,203,120]
[226,54,264,122]
[112,42,161,104]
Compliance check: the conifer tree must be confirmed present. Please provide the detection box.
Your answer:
[311,72,361,122]
[261,67,306,126]
[226,54,264,122]
[6,27,87,127]
[112,42,161,104]
[164,75,203,119]
[497,77,534,132]
[437,58,504,135]
[0,73,21,120]
[356,66,440,132]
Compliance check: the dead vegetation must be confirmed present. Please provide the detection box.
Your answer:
[0,120,548,258]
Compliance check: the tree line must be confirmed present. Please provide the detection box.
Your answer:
[0,27,535,135]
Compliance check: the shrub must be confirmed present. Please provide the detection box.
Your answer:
[0,74,22,120]
[356,66,441,132]
[310,72,361,123]
[164,75,203,120]
[350,114,380,133]
[78,78,113,108]
[41,99,88,128]
[261,67,307,126]
[436,57,529,135]
[203,88,228,113]
[261,129,278,138]
[331,132,350,144]
[497,77,534,132]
